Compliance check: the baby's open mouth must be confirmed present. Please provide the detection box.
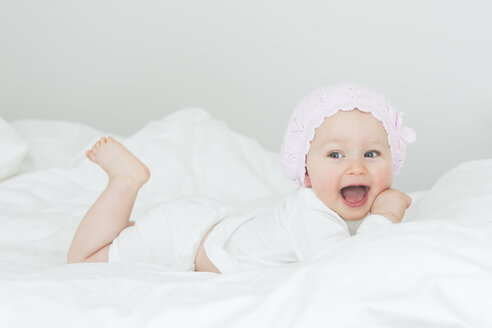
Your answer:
[340,185,369,207]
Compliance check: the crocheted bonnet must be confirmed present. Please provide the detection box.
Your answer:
[281,83,416,186]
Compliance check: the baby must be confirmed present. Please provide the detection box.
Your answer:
[67,84,416,273]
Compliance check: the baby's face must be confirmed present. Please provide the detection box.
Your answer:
[305,109,393,221]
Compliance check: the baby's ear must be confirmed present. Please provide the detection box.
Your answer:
[304,173,312,188]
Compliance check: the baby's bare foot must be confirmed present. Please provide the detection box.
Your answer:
[86,136,150,187]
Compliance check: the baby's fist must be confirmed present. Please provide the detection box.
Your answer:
[371,188,412,223]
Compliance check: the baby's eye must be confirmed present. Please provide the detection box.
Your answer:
[364,151,380,158]
[328,152,344,159]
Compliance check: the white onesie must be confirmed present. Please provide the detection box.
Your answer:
[108,188,393,273]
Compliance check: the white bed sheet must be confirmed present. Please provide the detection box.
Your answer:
[1,108,491,327]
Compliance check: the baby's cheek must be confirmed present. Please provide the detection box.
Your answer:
[381,176,393,190]
[311,180,338,207]
[377,164,393,188]
[370,171,393,204]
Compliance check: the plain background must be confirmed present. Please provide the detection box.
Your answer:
[1,0,491,192]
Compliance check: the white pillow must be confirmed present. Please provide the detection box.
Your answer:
[0,117,28,180]
[406,159,492,222]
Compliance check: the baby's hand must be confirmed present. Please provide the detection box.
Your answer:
[370,188,412,223]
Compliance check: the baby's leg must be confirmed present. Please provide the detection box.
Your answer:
[67,137,150,263]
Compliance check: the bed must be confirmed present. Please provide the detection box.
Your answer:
[1,108,491,327]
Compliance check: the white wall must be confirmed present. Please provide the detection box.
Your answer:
[1,0,491,191]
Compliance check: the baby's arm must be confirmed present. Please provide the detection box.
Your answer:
[370,188,412,223]
[282,189,352,261]
[67,137,150,263]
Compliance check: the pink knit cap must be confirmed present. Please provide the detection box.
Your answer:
[281,83,416,186]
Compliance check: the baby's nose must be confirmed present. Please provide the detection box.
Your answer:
[346,159,367,175]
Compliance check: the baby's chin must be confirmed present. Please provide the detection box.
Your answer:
[337,209,370,221]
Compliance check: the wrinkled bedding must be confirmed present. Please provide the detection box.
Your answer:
[1,108,491,327]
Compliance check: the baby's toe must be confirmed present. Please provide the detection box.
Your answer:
[86,150,96,162]
[94,137,107,148]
